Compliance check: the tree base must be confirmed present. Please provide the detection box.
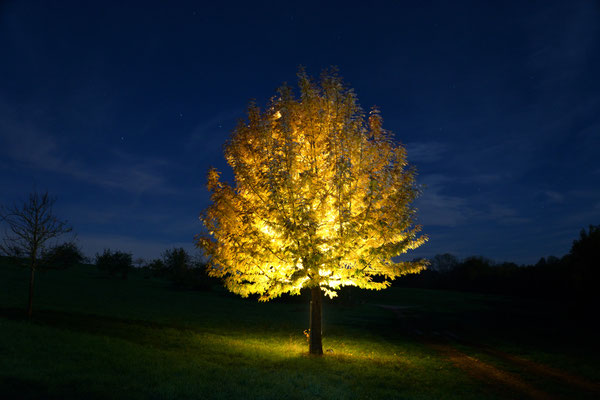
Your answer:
[309,286,323,355]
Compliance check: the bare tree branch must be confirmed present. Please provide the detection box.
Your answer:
[0,191,73,318]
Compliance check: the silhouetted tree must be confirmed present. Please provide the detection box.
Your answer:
[146,258,167,277]
[567,225,600,307]
[430,253,459,272]
[160,248,213,290]
[133,257,146,269]
[546,255,561,265]
[40,242,84,269]
[197,69,428,355]
[162,247,192,287]
[96,249,132,279]
[570,225,600,264]
[535,257,548,268]
[0,191,72,318]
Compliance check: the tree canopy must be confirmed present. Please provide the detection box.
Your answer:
[197,69,428,301]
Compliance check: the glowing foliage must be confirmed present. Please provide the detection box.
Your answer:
[197,69,428,301]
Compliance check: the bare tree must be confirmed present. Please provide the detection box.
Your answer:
[0,191,72,318]
[133,257,146,269]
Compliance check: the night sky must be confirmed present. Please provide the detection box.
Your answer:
[1,0,599,264]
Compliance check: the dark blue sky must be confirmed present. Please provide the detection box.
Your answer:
[1,0,599,264]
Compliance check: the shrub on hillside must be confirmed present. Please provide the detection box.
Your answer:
[96,249,132,279]
[145,248,215,290]
[40,242,85,269]
[146,258,167,277]
[162,248,215,290]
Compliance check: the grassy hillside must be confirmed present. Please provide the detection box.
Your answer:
[1,258,598,399]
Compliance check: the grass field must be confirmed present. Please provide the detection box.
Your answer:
[1,259,598,399]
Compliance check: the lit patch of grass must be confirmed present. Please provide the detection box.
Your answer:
[0,315,491,400]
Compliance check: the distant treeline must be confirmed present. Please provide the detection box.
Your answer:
[396,225,599,309]
[17,225,597,308]
[95,247,219,291]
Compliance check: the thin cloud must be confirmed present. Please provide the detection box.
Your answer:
[415,174,472,227]
[405,141,448,164]
[544,191,564,204]
[487,203,529,225]
[0,110,176,195]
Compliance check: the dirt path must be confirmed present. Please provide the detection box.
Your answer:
[463,341,600,395]
[427,341,555,400]
[378,304,599,400]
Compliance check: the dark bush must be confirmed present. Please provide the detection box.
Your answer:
[40,242,85,269]
[146,258,167,277]
[96,249,132,279]
[161,248,215,290]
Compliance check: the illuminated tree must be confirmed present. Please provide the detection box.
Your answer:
[197,69,428,354]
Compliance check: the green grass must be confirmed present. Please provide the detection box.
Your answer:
[0,259,597,399]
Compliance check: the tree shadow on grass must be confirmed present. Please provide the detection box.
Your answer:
[0,377,110,400]
[0,377,49,400]
[0,307,194,351]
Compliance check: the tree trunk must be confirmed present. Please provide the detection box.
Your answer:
[27,267,35,319]
[309,286,323,355]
